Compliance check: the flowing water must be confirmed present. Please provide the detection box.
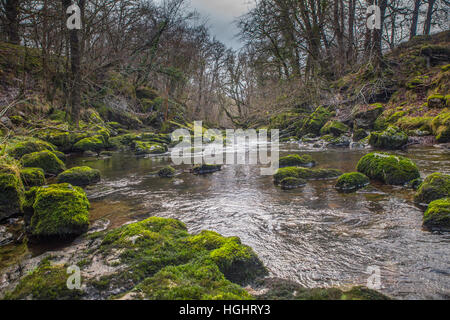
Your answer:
[5,142,450,299]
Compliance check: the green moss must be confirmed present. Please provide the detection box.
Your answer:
[0,172,24,220]
[320,120,350,136]
[357,152,420,185]
[274,167,342,184]
[368,126,408,149]
[431,112,450,143]
[57,166,101,186]
[3,261,84,300]
[5,137,56,159]
[280,177,307,190]
[353,129,368,141]
[414,173,450,204]
[441,64,450,72]
[37,130,72,152]
[133,141,167,155]
[423,198,450,231]
[279,154,315,168]
[298,106,334,136]
[396,116,433,132]
[27,184,90,238]
[21,150,66,176]
[335,172,370,192]
[158,166,175,178]
[136,86,159,100]
[192,164,222,175]
[73,135,104,154]
[20,167,46,188]
[352,104,384,129]
[427,94,445,108]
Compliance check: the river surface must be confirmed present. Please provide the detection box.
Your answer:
[4,142,450,299]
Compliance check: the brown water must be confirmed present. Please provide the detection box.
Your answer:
[59,143,450,300]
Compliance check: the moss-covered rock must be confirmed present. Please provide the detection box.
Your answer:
[3,260,84,300]
[320,120,350,136]
[335,172,370,192]
[423,198,450,231]
[298,106,334,137]
[37,130,72,152]
[352,104,384,129]
[21,150,65,176]
[280,177,307,190]
[133,141,167,155]
[274,167,342,184]
[368,126,408,149]
[353,129,368,141]
[158,166,175,178]
[73,135,105,154]
[427,94,446,108]
[431,112,450,143]
[26,184,90,238]
[6,138,56,159]
[192,164,222,175]
[279,154,315,168]
[20,168,46,188]
[0,173,24,221]
[57,166,101,187]
[414,173,450,204]
[356,152,420,185]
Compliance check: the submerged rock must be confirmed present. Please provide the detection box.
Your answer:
[423,198,450,231]
[21,150,66,176]
[274,167,342,184]
[57,166,101,187]
[357,152,420,185]
[280,177,307,190]
[158,166,175,178]
[368,126,408,150]
[24,183,90,239]
[0,173,24,221]
[279,154,315,168]
[335,172,370,192]
[414,173,450,204]
[20,168,46,188]
[192,164,222,175]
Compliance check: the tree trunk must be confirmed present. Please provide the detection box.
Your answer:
[373,0,387,65]
[347,0,356,63]
[5,0,20,44]
[423,0,436,35]
[409,0,421,39]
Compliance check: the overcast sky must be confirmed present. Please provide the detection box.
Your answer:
[188,0,253,49]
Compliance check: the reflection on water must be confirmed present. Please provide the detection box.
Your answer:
[65,144,450,299]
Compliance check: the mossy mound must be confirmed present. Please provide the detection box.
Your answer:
[21,150,66,176]
[427,94,446,108]
[274,167,342,184]
[158,166,175,178]
[0,173,24,221]
[3,260,84,300]
[279,154,315,168]
[280,177,307,190]
[5,138,56,159]
[431,112,450,143]
[192,164,222,175]
[133,141,167,155]
[36,130,72,152]
[298,106,334,137]
[335,172,370,192]
[20,168,46,188]
[320,120,350,136]
[57,166,101,187]
[414,173,450,204]
[73,135,105,154]
[353,129,368,141]
[423,198,450,231]
[368,126,408,150]
[356,152,420,185]
[25,184,90,238]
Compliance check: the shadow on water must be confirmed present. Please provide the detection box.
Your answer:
[49,144,450,299]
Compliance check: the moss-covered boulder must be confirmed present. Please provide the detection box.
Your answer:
[3,260,84,300]
[280,177,307,190]
[431,112,450,143]
[423,198,450,231]
[6,138,56,159]
[192,164,222,175]
[25,184,90,238]
[356,152,420,185]
[335,172,370,192]
[73,135,105,154]
[36,130,72,152]
[57,166,101,187]
[368,126,408,150]
[0,173,24,221]
[133,141,167,155]
[352,104,384,129]
[320,120,350,136]
[274,167,342,184]
[427,94,446,108]
[353,129,369,141]
[158,166,175,178]
[414,173,450,204]
[279,154,315,168]
[20,168,46,188]
[21,151,66,176]
[298,106,334,137]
